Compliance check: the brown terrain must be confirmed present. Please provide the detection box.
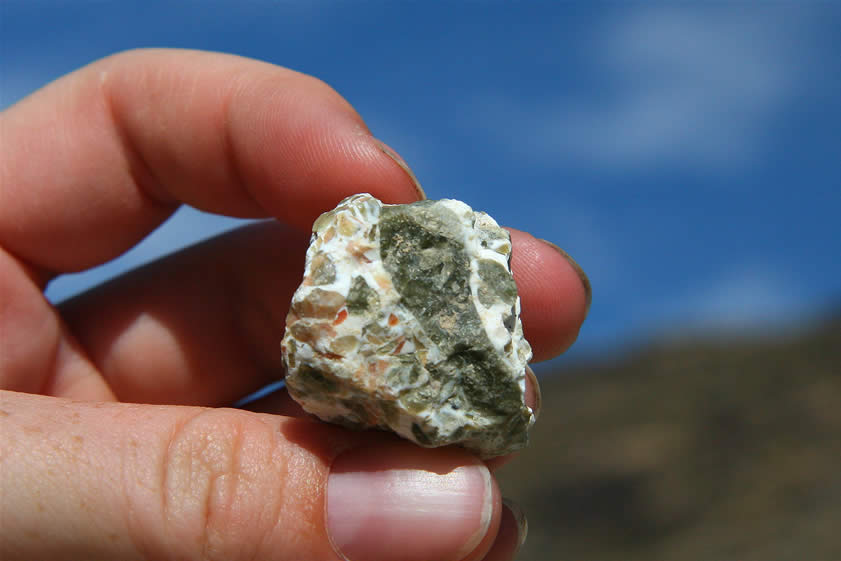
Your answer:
[498,313,841,561]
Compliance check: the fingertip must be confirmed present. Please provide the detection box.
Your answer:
[538,238,591,317]
[508,229,590,361]
[222,70,425,229]
[372,138,426,201]
[232,116,425,231]
[327,442,500,561]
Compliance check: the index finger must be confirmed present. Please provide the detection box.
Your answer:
[0,48,423,276]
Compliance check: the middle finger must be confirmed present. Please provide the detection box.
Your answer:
[60,221,587,406]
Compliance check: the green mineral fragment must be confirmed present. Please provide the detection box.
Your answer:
[281,193,534,458]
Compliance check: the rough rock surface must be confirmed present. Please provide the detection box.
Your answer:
[281,194,534,457]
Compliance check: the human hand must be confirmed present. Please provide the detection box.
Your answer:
[0,49,590,561]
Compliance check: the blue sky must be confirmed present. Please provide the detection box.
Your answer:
[2,2,840,367]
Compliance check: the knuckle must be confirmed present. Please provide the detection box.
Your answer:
[159,408,291,561]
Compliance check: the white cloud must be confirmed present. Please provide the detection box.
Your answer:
[475,5,822,173]
[658,263,808,335]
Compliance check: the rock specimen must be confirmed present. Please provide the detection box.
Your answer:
[281,194,534,458]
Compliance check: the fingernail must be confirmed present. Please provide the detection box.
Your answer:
[327,448,493,561]
[525,366,541,421]
[538,239,592,317]
[373,138,426,200]
[502,498,528,553]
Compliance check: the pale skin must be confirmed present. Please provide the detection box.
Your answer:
[0,49,590,561]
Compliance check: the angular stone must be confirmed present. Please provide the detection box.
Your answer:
[281,194,534,458]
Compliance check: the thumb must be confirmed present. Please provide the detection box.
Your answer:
[0,391,500,561]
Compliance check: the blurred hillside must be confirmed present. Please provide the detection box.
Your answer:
[499,314,841,561]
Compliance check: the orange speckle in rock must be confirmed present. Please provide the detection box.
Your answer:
[374,273,392,290]
[347,241,373,263]
[388,313,399,326]
[333,309,348,325]
[393,339,406,354]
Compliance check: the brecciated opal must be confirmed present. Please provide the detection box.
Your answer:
[281,194,534,458]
